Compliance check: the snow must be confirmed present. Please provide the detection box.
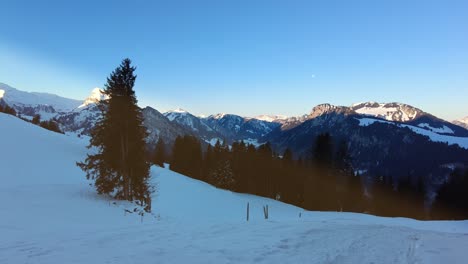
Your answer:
[2,112,468,263]
[357,117,468,149]
[254,114,289,122]
[78,87,107,109]
[417,123,454,134]
[242,138,262,147]
[0,83,82,112]
[205,137,223,146]
[210,113,227,119]
[0,89,4,98]
[353,102,419,122]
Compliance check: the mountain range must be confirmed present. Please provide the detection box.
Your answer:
[1,82,468,190]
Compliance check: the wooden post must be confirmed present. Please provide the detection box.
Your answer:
[263,205,269,219]
[246,202,250,222]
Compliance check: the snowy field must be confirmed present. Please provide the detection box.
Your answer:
[1,112,468,263]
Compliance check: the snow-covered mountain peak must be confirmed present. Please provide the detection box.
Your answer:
[0,89,4,99]
[254,114,289,122]
[210,113,228,119]
[163,108,194,122]
[78,87,107,109]
[351,102,423,122]
[167,108,189,114]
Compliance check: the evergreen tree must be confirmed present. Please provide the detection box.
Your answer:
[153,138,166,167]
[77,59,151,211]
[32,114,41,125]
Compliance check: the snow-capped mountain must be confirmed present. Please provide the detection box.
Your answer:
[351,102,423,122]
[163,108,222,144]
[143,107,192,147]
[0,83,81,115]
[453,116,468,130]
[254,114,289,122]
[78,87,108,109]
[204,113,280,143]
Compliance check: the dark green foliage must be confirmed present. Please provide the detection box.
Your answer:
[77,58,151,211]
[39,120,63,134]
[32,114,41,125]
[433,169,468,219]
[171,135,203,180]
[152,138,166,167]
[166,130,463,219]
[0,101,16,116]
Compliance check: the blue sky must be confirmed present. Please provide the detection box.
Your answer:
[1,0,467,120]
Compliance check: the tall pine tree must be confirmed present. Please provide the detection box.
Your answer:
[77,58,152,211]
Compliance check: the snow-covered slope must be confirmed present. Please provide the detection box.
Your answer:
[1,112,468,263]
[351,102,423,122]
[356,117,468,149]
[0,82,81,112]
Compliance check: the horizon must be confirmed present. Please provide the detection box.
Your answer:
[1,81,466,121]
[1,1,468,120]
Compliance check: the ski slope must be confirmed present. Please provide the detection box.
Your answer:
[1,112,468,263]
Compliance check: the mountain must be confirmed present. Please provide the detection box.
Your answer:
[254,114,289,122]
[0,83,81,120]
[2,82,468,185]
[204,113,280,145]
[351,102,423,122]
[78,87,108,108]
[163,108,223,144]
[55,88,106,135]
[265,106,468,194]
[453,116,468,130]
[143,106,193,148]
[352,102,468,137]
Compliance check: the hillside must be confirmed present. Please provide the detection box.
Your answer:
[1,112,468,263]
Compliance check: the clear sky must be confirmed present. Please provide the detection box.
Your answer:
[1,0,467,120]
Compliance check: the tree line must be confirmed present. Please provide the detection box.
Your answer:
[152,132,468,220]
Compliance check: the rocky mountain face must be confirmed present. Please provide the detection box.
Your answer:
[203,113,280,143]
[163,109,223,144]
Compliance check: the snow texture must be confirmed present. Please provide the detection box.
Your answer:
[357,117,468,149]
[1,112,468,264]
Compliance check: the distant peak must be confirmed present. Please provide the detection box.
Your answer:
[254,114,289,122]
[78,87,107,108]
[211,113,227,119]
[168,108,189,114]
[351,101,423,122]
[309,103,351,118]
